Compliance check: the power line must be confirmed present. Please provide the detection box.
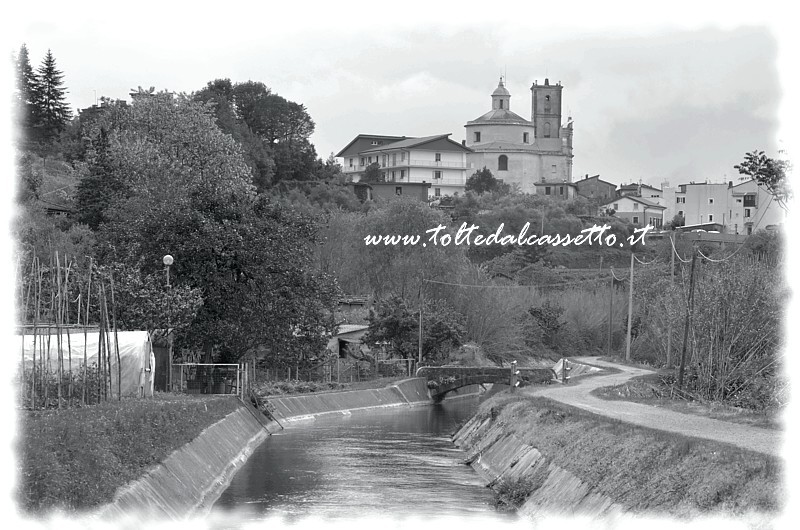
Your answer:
[695,195,774,263]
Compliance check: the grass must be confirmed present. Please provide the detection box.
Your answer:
[18,393,241,515]
[470,393,783,518]
[592,372,782,430]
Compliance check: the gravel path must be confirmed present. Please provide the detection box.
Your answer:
[525,357,782,458]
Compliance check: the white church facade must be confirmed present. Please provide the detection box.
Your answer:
[465,78,574,194]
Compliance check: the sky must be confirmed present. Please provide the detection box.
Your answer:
[4,1,797,189]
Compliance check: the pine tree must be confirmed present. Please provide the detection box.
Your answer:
[32,49,72,144]
[14,44,38,145]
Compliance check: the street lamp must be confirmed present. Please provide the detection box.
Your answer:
[163,254,173,287]
[162,254,174,391]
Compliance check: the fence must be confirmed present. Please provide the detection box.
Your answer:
[170,363,249,397]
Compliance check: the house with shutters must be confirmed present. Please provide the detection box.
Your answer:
[336,133,472,198]
[600,195,666,229]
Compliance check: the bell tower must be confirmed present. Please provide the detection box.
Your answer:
[531,78,563,139]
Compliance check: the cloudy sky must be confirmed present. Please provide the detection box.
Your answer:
[5,1,797,188]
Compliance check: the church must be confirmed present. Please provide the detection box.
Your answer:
[464,77,574,194]
[336,76,575,198]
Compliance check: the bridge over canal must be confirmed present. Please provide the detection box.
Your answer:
[416,366,556,401]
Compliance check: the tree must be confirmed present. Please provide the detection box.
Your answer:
[359,162,382,183]
[31,49,72,145]
[87,91,338,364]
[14,44,38,145]
[465,167,500,194]
[669,213,685,230]
[363,295,466,364]
[735,150,791,211]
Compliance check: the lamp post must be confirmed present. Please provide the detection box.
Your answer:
[163,255,173,392]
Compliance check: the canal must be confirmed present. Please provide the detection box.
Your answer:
[213,397,505,521]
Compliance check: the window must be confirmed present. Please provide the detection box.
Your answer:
[736,198,742,203]
[382,155,386,167]
[709,214,714,222]
[474,132,481,142]
[523,132,529,143]
[678,210,683,217]
[545,187,551,195]
[744,195,756,207]
[401,152,406,161]
[391,171,396,181]
[435,153,441,162]
[676,196,686,204]
[368,157,372,164]
[371,141,379,145]
[395,187,402,196]
[381,172,386,180]
[544,122,551,138]
[632,216,639,224]
[613,203,619,210]
[360,157,365,166]
[400,170,405,179]
[498,155,508,171]
[708,198,714,205]
[349,158,353,166]
[434,171,442,179]
[633,203,639,210]
[545,95,550,101]
[499,100,504,109]
[559,186,564,195]
[744,208,751,218]
[435,188,441,197]
[551,164,557,174]
[392,154,396,166]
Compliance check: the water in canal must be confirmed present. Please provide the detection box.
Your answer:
[213,397,506,522]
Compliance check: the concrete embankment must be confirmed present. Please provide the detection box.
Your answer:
[97,403,280,520]
[454,409,621,520]
[268,377,481,421]
[97,378,480,519]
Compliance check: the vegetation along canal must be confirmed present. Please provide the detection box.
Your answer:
[213,397,503,520]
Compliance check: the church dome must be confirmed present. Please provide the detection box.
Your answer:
[492,78,510,97]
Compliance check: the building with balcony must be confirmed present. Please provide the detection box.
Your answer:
[336,133,472,198]
[463,77,574,194]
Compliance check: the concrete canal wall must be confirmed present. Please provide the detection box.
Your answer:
[453,412,622,520]
[97,403,280,520]
[269,377,482,421]
[97,378,480,519]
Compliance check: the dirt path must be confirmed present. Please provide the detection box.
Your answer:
[525,357,782,458]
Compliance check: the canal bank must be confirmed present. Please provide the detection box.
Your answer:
[453,393,782,521]
[96,377,483,519]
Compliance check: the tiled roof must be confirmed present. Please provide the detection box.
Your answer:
[359,134,470,153]
[467,109,531,124]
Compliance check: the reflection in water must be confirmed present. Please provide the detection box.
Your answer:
[213,398,505,521]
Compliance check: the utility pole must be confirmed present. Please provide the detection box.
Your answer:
[666,232,675,367]
[418,274,423,368]
[625,253,634,362]
[607,268,614,356]
[677,247,698,391]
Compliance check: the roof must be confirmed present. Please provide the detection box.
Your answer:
[601,195,666,209]
[619,182,662,192]
[336,134,408,158]
[467,108,531,125]
[335,324,369,336]
[359,134,471,153]
[575,174,617,188]
[492,78,510,96]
